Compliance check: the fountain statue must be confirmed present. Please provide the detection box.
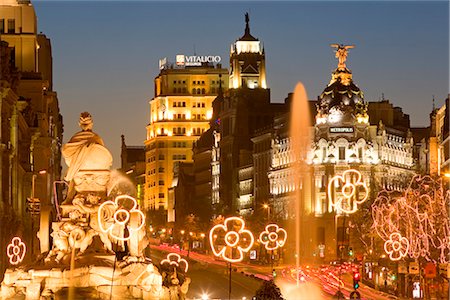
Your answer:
[1,112,189,299]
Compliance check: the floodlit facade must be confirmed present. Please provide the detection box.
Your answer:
[0,0,63,277]
[267,47,416,261]
[144,62,228,221]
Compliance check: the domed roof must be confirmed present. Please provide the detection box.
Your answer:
[317,68,365,116]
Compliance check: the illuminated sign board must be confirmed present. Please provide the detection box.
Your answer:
[329,127,354,133]
[176,54,221,66]
[159,57,167,70]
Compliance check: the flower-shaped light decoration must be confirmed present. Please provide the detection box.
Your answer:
[209,217,254,263]
[384,232,409,261]
[259,224,287,251]
[328,169,368,214]
[7,237,26,265]
[98,195,145,241]
[160,253,189,273]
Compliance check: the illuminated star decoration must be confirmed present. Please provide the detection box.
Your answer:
[328,169,368,214]
[160,253,189,273]
[7,237,26,265]
[98,195,145,241]
[259,224,287,251]
[209,217,254,263]
[372,175,450,263]
[384,232,409,261]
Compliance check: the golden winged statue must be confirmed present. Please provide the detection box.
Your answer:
[330,44,355,70]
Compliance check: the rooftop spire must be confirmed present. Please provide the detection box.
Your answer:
[245,12,250,36]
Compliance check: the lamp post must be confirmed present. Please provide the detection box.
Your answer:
[200,233,205,253]
[188,232,193,258]
[28,170,46,257]
[263,203,270,222]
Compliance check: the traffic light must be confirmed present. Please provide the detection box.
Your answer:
[348,247,354,257]
[353,271,361,290]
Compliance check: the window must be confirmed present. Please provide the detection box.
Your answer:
[182,81,186,84]
[158,141,165,148]
[0,20,4,34]
[197,88,201,94]
[158,180,164,186]
[177,88,181,93]
[201,88,206,95]
[201,81,205,84]
[158,167,165,173]
[173,88,177,93]
[159,193,164,198]
[201,102,205,108]
[173,81,177,84]
[192,88,196,94]
[7,19,14,33]
[339,147,345,160]
[182,87,186,93]
[173,102,177,107]
[158,154,165,160]
[182,102,186,107]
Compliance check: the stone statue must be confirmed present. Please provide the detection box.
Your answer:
[330,44,355,70]
[62,112,112,182]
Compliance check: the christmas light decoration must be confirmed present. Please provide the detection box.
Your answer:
[259,224,287,251]
[384,232,409,261]
[372,175,450,263]
[7,237,26,265]
[160,253,188,273]
[98,195,145,241]
[209,217,254,263]
[328,169,368,214]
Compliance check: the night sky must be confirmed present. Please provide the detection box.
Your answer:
[33,1,449,168]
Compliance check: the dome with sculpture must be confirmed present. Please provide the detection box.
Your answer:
[315,44,369,126]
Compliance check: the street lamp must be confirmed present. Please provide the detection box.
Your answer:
[28,169,46,256]
[263,203,270,222]
[200,233,206,253]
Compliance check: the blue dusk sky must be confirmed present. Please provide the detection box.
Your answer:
[32,1,449,168]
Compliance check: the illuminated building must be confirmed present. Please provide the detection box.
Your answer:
[144,60,228,221]
[267,45,416,261]
[120,135,146,206]
[213,13,287,216]
[0,0,62,276]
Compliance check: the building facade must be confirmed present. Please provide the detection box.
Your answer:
[0,0,63,278]
[144,62,228,222]
[268,45,416,262]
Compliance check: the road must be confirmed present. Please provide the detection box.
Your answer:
[150,248,263,299]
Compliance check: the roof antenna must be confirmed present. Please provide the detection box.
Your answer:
[381,93,385,101]
[432,95,435,110]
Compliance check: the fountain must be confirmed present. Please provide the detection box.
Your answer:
[1,112,189,299]
[289,83,312,283]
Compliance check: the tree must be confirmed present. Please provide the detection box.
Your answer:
[253,280,284,300]
[372,175,450,263]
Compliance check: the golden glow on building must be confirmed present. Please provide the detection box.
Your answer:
[144,65,228,212]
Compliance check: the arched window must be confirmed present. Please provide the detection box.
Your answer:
[197,88,201,94]
[201,88,206,94]
[192,88,196,94]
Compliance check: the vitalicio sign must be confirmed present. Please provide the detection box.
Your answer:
[176,54,221,66]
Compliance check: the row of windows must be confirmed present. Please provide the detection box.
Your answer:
[147,154,165,162]
[150,141,189,148]
[192,128,205,135]
[193,88,206,95]
[173,88,187,94]
[171,80,224,85]
[171,102,205,108]
[192,114,206,120]
[147,167,165,175]
[0,19,15,34]
[173,127,186,135]
[193,102,206,108]
[173,114,186,120]
[173,102,186,107]
[173,154,187,160]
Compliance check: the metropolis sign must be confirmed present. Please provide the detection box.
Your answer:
[329,127,354,133]
[176,54,221,66]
